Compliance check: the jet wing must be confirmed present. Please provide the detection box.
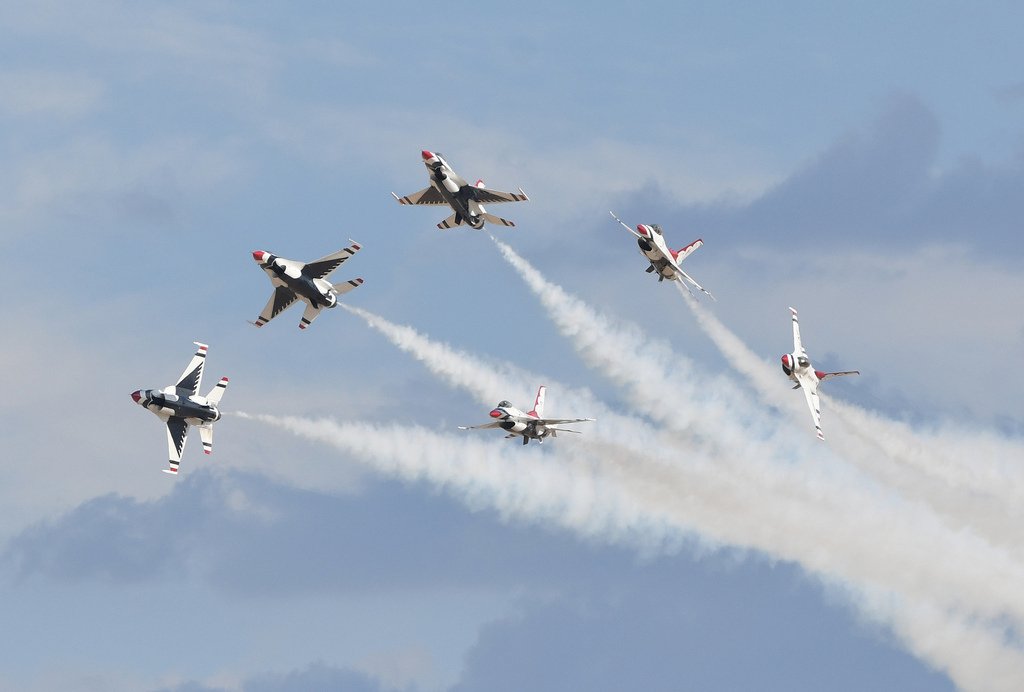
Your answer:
[165,417,189,474]
[253,286,299,327]
[471,187,529,204]
[458,422,505,430]
[392,187,447,206]
[536,417,596,425]
[795,371,825,440]
[790,307,805,356]
[174,342,207,395]
[818,370,860,383]
[303,242,362,280]
[610,211,644,239]
[670,263,715,300]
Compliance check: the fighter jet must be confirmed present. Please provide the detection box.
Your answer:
[392,150,529,230]
[131,342,228,475]
[610,211,714,299]
[781,307,859,440]
[251,241,363,330]
[459,385,594,445]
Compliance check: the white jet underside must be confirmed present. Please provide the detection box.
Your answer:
[609,212,714,299]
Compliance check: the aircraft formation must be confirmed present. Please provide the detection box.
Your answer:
[133,150,858,472]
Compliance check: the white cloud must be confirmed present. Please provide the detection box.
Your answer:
[0,134,246,231]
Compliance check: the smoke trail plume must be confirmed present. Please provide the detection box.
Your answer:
[235,411,1024,692]
[676,281,1024,549]
[485,237,1024,669]
[491,234,1024,562]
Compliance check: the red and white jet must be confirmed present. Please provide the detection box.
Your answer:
[250,242,363,330]
[781,307,859,440]
[610,212,714,299]
[131,342,228,475]
[392,150,528,230]
[459,385,594,445]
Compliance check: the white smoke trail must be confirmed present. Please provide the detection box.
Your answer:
[486,238,1024,667]
[235,412,1024,692]
[489,236,862,517]
[341,303,536,407]
[677,282,1024,548]
[489,237,787,447]
[338,300,1024,641]
[493,233,1024,557]
[831,400,1024,502]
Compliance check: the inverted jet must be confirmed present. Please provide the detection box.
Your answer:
[392,150,528,230]
[251,242,363,329]
[781,307,859,440]
[459,385,594,445]
[610,211,714,299]
[131,342,228,475]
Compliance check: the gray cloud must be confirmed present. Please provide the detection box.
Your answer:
[609,94,1024,256]
[2,467,959,690]
[451,576,955,692]
[156,662,395,692]
[0,469,638,595]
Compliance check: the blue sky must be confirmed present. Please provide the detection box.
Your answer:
[1,2,1022,690]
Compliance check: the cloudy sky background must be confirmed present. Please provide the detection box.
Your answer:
[1,2,1022,690]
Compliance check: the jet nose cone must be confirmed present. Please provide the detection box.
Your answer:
[489,409,503,418]
[781,355,790,367]
[636,224,648,236]
[131,390,142,403]
[252,250,267,262]
[421,150,435,161]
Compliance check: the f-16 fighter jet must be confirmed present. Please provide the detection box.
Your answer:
[459,385,594,445]
[251,242,363,330]
[392,150,528,230]
[610,211,714,299]
[131,342,228,475]
[781,307,859,440]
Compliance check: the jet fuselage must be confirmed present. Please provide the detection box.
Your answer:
[489,404,550,442]
[261,255,338,310]
[636,225,678,281]
[131,388,221,425]
[424,153,485,229]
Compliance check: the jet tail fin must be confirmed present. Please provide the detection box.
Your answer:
[198,425,214,455]
[675,238,703,262]
[299,303,323,330]
[528,385,546,418]
[438,212,464,229]
[332,277,364,297]
[481,212,515,228]
[206,377,229,405]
